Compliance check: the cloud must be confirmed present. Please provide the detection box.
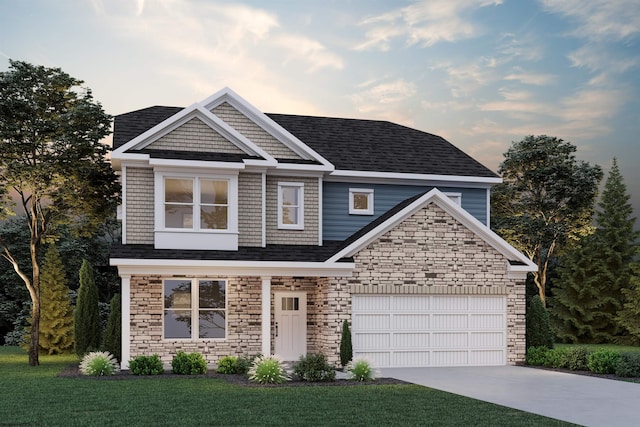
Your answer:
[497,32,544,62]
[540,0,640,42]
[568,44,639,74]
[434,57,497,97]
[504,68,556,85]
[354,0,503,51]
[273,34,344,72]
[349,78,417,124]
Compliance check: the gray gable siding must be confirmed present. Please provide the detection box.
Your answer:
[322,182,487,241]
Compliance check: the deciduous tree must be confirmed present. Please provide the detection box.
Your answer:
[0,60,119,365]
[491,135,602,305]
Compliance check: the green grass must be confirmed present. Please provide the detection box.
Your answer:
[556,343,640,353]
[0,347,574,426]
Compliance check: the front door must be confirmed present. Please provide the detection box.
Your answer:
[274,291,307,361]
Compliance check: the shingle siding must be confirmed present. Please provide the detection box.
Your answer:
[238,172,263,247]
[266,175,319,245]
[125,167,154,244]
[147,117,246,154]
[212,102,303,160]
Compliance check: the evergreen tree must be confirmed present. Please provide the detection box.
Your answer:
[339,320,353,367]
[74,260,100,356]
[103,293,121,361]
[526,295,554,348]
[38,244,74,354]
[617,250,640,344]
[552,159,638,342]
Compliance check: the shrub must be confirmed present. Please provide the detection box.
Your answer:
[339,320,353,368]
[525,346,549,366]
[216,356,238,374]
[615,352,640,378]
[129,354,164,376]
[74,260,100,356]
[293,353,336,382]
[587,349,620,374]
[526,295,554,349]
[248,355,289,384]
[347,358,377,382]
[563,346,590,371]
[79,351,119,376]
[171,351,208,375]
[542,347,568,368]
[103,294,121,362]
[236,353,261,376]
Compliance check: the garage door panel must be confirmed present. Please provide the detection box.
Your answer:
[352,295,507,368]
[432,314,468,329]
[393,333,430,348]
[354,333,389,349]
[392,314,430,329]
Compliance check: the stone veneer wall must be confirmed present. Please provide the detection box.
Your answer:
[125,167,154,244]
[238,172,263,247]
[147,117,246,154]
[265,175,319,245]
[212,102,302,160]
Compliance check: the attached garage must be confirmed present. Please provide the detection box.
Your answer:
[352,295,507,367]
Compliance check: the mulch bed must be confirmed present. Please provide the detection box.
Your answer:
[58,364,408,387]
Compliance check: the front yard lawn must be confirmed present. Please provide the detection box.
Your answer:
[0,347,574,426]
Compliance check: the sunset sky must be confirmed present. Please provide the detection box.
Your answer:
[2,0,639,222]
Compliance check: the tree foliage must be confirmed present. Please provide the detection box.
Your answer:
[36,244,74,354]
[339,319,353,367]
[526,295,554,349]
[491,135,603,305]
[0,60,119,365]
[103,293,121,362]
[617,250,640,344]
[74,259,100,356]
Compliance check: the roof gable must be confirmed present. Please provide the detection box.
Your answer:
[327,188,536,276]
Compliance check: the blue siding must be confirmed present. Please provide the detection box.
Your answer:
[323,182,487,241]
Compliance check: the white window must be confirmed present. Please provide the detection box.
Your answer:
[278,182,304,229]
[444,192,462,206]
[164,279,226,339]
[164,177,229,230]
[349,188,374,215]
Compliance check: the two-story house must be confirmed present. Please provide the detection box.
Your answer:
[110,87,536,369]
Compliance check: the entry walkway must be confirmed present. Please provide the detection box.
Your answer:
[381,366,640,427]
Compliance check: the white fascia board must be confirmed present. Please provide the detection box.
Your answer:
[148,158,246,170]
[273,163,334,173]
[330,170,502,185]
[110,258,355,277]
[327,188,535,269]
[201,87,335,170]
[243,159,277,168]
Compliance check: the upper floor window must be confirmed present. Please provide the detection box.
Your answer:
[164,177,229,230]
[164,278,227,339]
[444,192,462,206]
[278,182,304,229]
[349,188,374,215]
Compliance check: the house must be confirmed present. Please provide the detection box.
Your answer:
[109,87,536,369]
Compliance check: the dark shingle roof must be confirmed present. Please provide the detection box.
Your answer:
[138,148,263,163]
[113,106,498,178]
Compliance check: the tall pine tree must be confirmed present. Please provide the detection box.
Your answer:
[39,244,74,354]
[103,293,121,362]
[74,259,100,356]
[552,159,638,342]
[617,250,640,344]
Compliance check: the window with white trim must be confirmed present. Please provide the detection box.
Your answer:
[278,182,304,229]
[349,188,374,215]
[163,279,226,339]
[164,177,229,230]
[444,192,462,206]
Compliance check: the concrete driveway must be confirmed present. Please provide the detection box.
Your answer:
[381,366,640,427]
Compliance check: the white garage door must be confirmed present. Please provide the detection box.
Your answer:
[352,295,507,368]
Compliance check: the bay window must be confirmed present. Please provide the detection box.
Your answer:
[164,177,229,230]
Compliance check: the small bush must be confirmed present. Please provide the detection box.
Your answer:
[80,351,119,376]
[615,352,640,377]
[236,353,261,376]
[129,354,164,375]
[248,355,289,384]
[339,320,353,368]
[347,358,377,382]
[526,295,554,349]
[525,346,549,366]
[216,356,238,374]
[293,353,336,382]
[587,349,620,374]
[563,347,590,371]
[542,347,568,368]
[171,351,208,375]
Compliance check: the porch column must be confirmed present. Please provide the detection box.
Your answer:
[261,276,271,356]
[120,274,131,369]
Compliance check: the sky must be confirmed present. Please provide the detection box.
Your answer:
[1,0,639,223]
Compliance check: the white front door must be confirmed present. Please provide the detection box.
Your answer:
[274,291,307,361]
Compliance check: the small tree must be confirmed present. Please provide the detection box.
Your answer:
[339,320,353,367]
[526,295,554,349]
[74,260,100,356]
[103,294,121,362]
[617,250,640,344]
[37,244,74,354]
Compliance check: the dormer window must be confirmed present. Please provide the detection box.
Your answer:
[349,188,374,215]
